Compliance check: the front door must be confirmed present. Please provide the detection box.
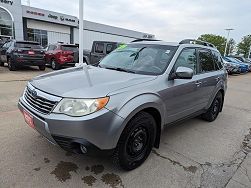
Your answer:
[162,48,203,124]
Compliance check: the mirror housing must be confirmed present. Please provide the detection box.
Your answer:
[172,67,194,79]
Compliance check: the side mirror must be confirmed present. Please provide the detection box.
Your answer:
[173,67,194,79]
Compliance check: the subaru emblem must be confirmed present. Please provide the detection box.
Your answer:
[31,90,37,98]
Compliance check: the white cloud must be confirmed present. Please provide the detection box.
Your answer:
[22,0,251,42]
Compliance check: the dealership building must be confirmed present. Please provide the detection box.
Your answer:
[0,0,155,49]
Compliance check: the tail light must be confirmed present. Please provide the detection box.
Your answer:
[28,51,35,55]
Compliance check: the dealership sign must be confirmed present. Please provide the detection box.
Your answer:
[48,14,58,20]
[0,0,13,5]
[26,10,45,17]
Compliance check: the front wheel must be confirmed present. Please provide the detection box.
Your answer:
[202,92,223,122]
[51,59,60,70]
[113,111,156,171]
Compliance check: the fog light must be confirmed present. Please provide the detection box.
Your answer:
[80,145,87,154]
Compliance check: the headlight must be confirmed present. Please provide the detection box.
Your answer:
[53,97,109,117]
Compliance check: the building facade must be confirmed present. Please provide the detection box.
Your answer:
[0,0,155,49]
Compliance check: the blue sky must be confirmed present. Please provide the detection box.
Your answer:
[22,0,251,43]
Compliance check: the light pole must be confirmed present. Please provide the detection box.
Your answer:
[248,46,251,59]
[224,28,234,57]
[79,0,84,65]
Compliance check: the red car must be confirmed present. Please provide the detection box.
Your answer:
[45,43,79,70]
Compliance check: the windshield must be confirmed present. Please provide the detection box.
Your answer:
[99,44,177,75]
[61,45,78,51]
[15,42,42,49]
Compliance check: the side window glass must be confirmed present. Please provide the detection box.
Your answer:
[106,44,114,54]
[6,42,11,48]
[95,43,104,54]
[212,51,223,70]
[198,49,215,72]
[174,48,197,74]
[47,45,51,51]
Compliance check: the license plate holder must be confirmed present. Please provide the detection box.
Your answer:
[23,110,35,129]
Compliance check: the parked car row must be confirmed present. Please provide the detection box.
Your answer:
[0,40,122,71]
[223,56,251,74]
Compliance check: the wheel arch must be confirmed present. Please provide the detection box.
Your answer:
[112,94,165,149]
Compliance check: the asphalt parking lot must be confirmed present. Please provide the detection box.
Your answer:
[0,66,251,188]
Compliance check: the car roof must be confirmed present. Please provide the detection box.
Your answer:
[129,40,218,51]
[130,40,180,46]
[93,41,120,43]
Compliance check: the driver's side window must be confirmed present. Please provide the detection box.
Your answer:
[174,48,197,74]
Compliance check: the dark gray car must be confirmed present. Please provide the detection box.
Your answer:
[18,39,227,170]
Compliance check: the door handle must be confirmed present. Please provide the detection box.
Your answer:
[195,81,202,87]
[215,77,220,81]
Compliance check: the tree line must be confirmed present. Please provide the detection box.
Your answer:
[197,34,251,58]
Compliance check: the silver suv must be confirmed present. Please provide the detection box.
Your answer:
[18,39,227,170]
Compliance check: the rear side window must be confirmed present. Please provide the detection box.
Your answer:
[211,51,223,70]
[198,49,215,73]
[48,45,57,51]
[106,44,115,54]
[174,48,197,74]
[61,45,78,51]
[15,42,42,49]
[95,43,104,54]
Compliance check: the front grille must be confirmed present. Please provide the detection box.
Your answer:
[24,87,57,114]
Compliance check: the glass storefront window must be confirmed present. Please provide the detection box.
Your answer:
[27,28,48,47]
[0,7,13,38]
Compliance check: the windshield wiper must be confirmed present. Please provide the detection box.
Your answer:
[101,66,136,74]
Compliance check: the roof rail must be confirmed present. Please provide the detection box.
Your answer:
[179,39,216,48]
[131,39,161,43]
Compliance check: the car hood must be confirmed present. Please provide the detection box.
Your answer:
[30,66,156,98]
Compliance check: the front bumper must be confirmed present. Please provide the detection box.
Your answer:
[18,97,125,154]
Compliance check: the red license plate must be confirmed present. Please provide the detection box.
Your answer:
[28,51,35,55]
[23,110,35,129]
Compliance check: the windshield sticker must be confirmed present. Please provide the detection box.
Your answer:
[117,44,127,50]
[165,50,171,54]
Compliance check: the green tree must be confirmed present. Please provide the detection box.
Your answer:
[198,34,226,55]
[226,38,236,56]
[237,35,251,58]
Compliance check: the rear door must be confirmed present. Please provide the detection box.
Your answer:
[45,45,56,62]
[195,48,222,106]
[90,42,105,65]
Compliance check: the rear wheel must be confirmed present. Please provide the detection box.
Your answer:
[0,58,4,66]
[38,65,46,71]
[202,92,223,122]
[51,59,60,70]
[113,112,156,171]
[8,58,17,71]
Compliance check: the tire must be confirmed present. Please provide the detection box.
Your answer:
[202,92,223,122]
[39,65,46,71]
[51,59,60,70]
[8,58,17,71]
[0,59,4,66]
[113,111,156,171]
